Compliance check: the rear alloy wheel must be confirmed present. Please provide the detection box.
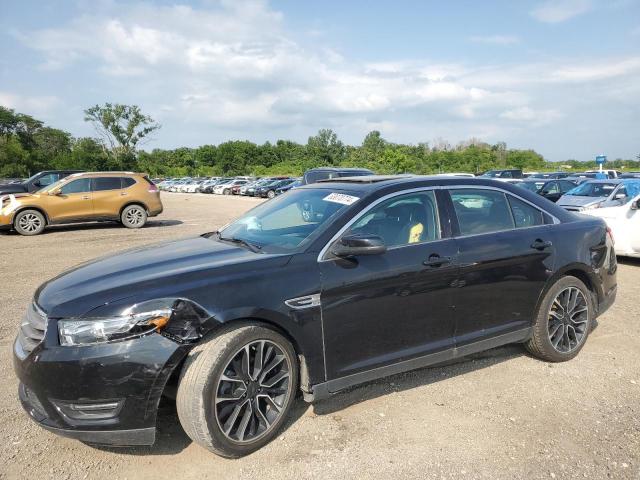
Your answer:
[121,204,147,229]
[223,189,231,195]
[14,209,46,236]
[177,325,298,458]
[267,190,276,199]
[526,276,592,362]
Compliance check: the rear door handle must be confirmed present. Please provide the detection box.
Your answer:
[82,196,90,200]
[531,239,552,250]
[422,255,452,268]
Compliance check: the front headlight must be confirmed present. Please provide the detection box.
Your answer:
[583,203,601,211]
[57,297,209,346]
[58,308,172,346]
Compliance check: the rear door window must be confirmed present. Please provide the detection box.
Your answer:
[450,189,514,235]
[93,177,123,191]
[122,177,136,188]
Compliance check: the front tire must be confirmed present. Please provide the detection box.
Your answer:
[526,276,593,362]
[14,209,46,235]
[121,204,147,229]
[223,189,230,195]
[177,324,299,458]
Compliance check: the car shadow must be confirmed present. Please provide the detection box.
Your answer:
[312,344,523,416]
[87,344,522,456]
[2,219,183,235]
[617,256,640,267]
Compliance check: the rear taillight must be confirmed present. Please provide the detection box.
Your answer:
[148,184,158,192]
[606,226,614,245]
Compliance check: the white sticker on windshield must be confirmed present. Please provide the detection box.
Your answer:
[323,193,359,205]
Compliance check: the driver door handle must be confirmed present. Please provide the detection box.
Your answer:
[82,196,90,200]
[422,255,452,268]
[531,239,552,250]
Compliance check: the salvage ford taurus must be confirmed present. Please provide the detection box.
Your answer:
[14,175,617,458]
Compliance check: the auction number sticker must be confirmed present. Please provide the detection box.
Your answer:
[323,193,359,205]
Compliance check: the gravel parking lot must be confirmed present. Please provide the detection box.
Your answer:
[1,192,638,480]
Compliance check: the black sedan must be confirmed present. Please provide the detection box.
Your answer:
[255,178,295,198]
[14,176,617,458]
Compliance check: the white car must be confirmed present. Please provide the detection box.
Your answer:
[583,193,640,258]
[183,180,204,193]
[213,179,248,195]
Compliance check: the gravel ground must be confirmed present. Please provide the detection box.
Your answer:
[0,192,638,480]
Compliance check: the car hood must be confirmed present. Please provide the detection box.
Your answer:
[557,195,603,207]
[35,236,291,318]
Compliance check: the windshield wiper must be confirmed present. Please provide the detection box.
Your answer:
[218,235,262,253]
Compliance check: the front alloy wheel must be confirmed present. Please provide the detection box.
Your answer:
[177,325,298,457]
[215,340,291,443]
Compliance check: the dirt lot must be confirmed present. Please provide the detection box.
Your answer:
[0,193,638,480]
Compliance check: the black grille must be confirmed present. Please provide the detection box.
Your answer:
[15,303,47,359]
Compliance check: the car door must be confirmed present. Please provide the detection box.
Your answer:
[45,178,92,222]
[445,187,556,347]
[91,177,126,218]
[540,181,562,202]
[318,189,459,381]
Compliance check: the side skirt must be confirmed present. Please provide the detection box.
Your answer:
[305,327,531,402]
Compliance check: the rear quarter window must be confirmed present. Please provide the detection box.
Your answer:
[122,177,137,188]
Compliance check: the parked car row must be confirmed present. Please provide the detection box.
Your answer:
[156,168,376,199]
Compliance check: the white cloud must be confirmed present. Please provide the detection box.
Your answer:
[0,92,61,116]
[8,0,640,160]
[469,35,520,45]
[530,0,594,23]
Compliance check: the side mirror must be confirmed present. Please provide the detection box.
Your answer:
[614,193,626,200]
[330,234,387,257]
[48,189,62,196]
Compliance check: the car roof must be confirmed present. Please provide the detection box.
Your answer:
[306,167,373,172]
[65,171,144,179]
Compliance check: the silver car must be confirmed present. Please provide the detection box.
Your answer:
[557,179,638,212]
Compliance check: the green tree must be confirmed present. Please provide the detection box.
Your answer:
[306,129,345,166]
[84,103,160,169]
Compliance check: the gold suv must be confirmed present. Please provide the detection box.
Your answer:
[0,172,163,235]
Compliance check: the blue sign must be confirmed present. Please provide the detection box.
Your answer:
[596,155,607,165]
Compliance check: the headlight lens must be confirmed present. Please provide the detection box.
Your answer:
[583,203,601,211]
[58,308,171,346]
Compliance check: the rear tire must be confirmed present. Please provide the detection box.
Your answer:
[121,204,147,229]
[267,190,276,199]
[177,324,299,458]
[525,276,593,362]
[223,189,230,195]
[14,209,46,236]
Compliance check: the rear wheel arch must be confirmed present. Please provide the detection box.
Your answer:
[119,201,149,216]
[531,265,599,331]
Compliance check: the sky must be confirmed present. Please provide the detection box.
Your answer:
[0,0,639,161]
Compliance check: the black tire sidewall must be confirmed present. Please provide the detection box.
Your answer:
[121,205,147,229]
[533,276,593,362]
[14,210,46,235]
[267,190,275,198]
[201,326,299,457]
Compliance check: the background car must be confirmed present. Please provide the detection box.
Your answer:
[0,170,84,196]
[301,167,374,185]
[557,179,640,212]
[213,179,249,195]
[275,179,302,194]
[536,179,580,203]
[0,172,163,235]
[480,169,523,179]
[255,178,295,198]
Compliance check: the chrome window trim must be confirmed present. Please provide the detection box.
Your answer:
[317,184,560,262]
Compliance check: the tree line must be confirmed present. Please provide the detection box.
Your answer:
[1,103,638,179]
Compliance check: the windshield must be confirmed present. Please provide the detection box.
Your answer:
[218,188,360,253]
[517,182,542,192]
[565,182,617,197]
